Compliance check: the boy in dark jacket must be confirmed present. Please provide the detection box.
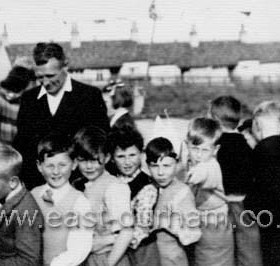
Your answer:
[209,96,262,266]
[246,100,280,266]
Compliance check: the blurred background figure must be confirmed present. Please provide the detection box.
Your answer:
[102,79,137,130]
[0,65,35,144]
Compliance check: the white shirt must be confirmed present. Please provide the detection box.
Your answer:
[110,107,129,127]
[37,74,72,116]
[39,183,92,266]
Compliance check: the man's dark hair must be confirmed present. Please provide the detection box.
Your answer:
[33,42,67,66]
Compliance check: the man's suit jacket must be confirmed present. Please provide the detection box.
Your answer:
[14,79,109,189]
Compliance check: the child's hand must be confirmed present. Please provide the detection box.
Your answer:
[92,234,115,254]
[186,163,207,184]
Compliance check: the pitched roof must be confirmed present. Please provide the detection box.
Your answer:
[5,40,280,70]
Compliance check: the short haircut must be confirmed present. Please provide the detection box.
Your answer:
[33,42,67,66]
[106,126,144,155]
[187,117,222,146]
[102,81,133,109]
[146,137,177,164]
[0,144,22,178]
[73,126,108,160]
[37,133,74,163]
[209,96,241,129]
[253,100,280,122]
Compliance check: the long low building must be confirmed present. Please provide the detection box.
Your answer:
[5,40,280,72]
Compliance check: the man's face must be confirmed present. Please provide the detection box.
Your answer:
[113,145,142,177]
[35,58,67,96]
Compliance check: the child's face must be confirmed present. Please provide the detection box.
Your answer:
[113,145,142,177]
[37,152,76,189]
[76,152,108,181]
[148,156,177,188]
[188,138,219,165]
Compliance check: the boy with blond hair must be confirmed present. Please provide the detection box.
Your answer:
[0,144,43,265]
[246,100,280,266]
[185,117,234,266]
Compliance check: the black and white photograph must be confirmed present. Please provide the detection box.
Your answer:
[0,0,279,265]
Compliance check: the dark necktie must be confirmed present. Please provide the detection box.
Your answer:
[42,189,54,204]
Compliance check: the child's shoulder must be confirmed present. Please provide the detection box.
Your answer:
[17,189,43,217]
[31,184,46,196]
[170,178,193,195]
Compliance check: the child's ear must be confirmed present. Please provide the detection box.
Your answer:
[72,160,78,170]
[36,160,42,174]
[214,144,221,156]
[105,154,111,164]
[8,176,20,190]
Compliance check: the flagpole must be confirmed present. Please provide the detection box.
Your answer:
[146,0,157,86]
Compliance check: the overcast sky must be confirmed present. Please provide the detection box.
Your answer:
[0,0,279,43]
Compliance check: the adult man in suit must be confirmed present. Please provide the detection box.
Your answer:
[14,42,109,190]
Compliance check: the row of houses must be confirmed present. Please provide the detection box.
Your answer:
[2,31,280,87]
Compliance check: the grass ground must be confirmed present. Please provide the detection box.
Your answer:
[141,81,280,119]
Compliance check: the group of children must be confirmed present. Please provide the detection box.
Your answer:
[1,94,280,266]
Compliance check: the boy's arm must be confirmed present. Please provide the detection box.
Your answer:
[105,182,133,266]
[130,184,158,249]
[170,186,201,246]
[186,162,208,185]
[50,195,92,266]
[107,227,133,266]
[0,209,43,266]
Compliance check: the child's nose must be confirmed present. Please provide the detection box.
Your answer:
[197,149,203,157]
[124,157,131,164]
[158,166,163,176]
[53,166,60,175]
[86,160,94,168]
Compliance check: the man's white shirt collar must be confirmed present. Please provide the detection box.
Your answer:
[37,74,72,99]
[37,74,72,115]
